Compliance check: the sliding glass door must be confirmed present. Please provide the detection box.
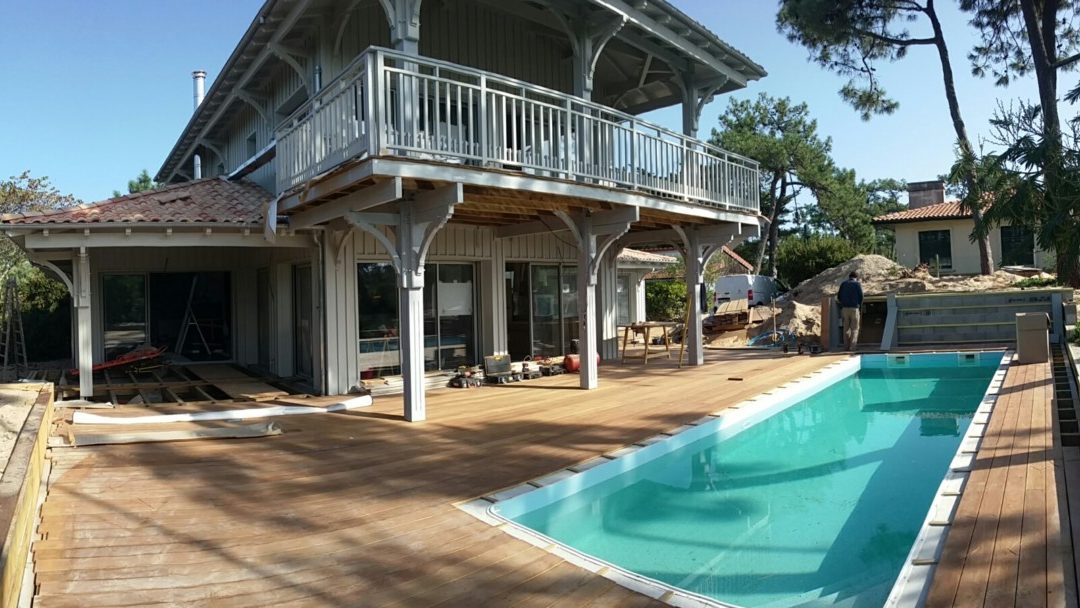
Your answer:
[356,262,477,377]
[507,263,578,359]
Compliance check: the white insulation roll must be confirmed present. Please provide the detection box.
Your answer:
[72,395,373,425]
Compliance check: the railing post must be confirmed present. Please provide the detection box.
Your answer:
[629,119,638,190]
[365,50,379,157]
[479,74,488,167]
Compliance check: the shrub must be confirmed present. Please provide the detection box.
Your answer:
[1013,276,1060,289]
[645,280,687,322]
[777,235,858,287]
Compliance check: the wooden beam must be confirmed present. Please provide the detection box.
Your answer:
[278,163,378,212]
[495,217,571,239]
[288,178,403,229]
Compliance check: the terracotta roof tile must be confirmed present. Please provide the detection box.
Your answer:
[873,201,970,224]
[0,178,271,226]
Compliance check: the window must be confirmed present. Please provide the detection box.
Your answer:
[1000,225,1035,266]
[616,275,631,326]
[918,230,952,270]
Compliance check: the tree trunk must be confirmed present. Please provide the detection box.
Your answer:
[1019,0,1079,286]
[754,175,783,275]
[927,0,993,275]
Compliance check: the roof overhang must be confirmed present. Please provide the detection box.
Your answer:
[4,224,315,250]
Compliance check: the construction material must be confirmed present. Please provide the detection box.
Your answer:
[66,421,282,447]
[0,278,27,378]
[68,345,165,377]
[0,385,52,608]
[185,364,288,401]
[751,255,1032,342]
[70,395,372,425]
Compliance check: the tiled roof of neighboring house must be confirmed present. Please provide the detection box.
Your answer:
[0,178,271,225]
[618,248,677,265]
[873,201,970,224]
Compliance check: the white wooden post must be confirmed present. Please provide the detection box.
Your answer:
[556,208,637,390]
[674,224,745,367]
[75,249,93,398]
[683,229,706,367]
[345,184,462,422]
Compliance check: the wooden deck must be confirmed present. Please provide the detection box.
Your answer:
[32,350,843,607]
[926,360,1069,608]
[31,350,1071,607]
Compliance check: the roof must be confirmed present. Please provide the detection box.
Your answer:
[873,201,971,225]
[0,178,271,226]
[617,248,677,265]
[157,0,766,183]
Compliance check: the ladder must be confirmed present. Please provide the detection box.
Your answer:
[0,278,28,377]
[175,276,212,357]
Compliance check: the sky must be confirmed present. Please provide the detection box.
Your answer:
[0,0,1067,204]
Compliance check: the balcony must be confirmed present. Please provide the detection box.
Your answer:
[275,47,759,215]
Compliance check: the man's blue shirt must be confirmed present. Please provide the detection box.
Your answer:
[837,279,863,308]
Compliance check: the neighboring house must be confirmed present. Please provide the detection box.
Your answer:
[0,0,765,421]
[873,180,1047,275]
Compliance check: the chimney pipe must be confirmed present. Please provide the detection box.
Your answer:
[192,70,206,179]
[192,70,206,109]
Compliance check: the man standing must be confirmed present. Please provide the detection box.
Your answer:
[837,271,863,352]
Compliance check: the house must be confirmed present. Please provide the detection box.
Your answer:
[614,248,676,326]
[873,180,1048,274]
[0,0,765,421]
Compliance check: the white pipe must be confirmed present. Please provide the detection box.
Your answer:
[72,395,372,425]
[192,70,206,179]
[192,70,206,108]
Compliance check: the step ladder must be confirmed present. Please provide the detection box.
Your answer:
[0,278,28,378]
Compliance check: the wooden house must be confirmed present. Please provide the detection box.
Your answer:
[1,0,765,421]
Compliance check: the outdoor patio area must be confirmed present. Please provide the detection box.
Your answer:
[27,348,1072,607]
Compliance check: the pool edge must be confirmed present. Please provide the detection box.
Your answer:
[455,355,861,608]
[883,349,1014,608]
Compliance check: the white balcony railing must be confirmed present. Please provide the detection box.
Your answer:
[275,47,760,214]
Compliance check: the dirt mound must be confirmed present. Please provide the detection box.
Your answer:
[748,255,1027,341]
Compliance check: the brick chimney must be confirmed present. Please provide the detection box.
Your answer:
[907,180,946,209]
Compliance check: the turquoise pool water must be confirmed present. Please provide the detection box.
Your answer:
[505,354,1001,607]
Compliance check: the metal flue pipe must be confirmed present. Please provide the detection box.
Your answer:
[192,70,206,179]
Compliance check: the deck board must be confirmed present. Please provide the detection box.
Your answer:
[926,360,1068,608]
[37,350,1067,607]
[33,350,843,607]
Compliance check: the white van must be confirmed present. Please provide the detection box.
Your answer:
[714,274,780,307]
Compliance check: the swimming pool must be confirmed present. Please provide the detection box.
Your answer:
[481,352,1009,608]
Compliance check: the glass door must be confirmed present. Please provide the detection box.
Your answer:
[531,265,561,357]
[293,265,313,378]
[257,268,270,370]
[561,266,578,353]
[102,274,147,359]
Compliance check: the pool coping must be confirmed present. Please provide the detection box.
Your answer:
[884,349,1014,607]
[456,351,1009,608]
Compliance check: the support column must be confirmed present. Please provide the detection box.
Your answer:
[480,238,508,356]
[345,184,463,421]
[379,0,423,54]
[556,207,638,389]
[74,249,93,398]
[674,224,745,367]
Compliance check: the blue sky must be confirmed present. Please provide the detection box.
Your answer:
[0,0,1064,203]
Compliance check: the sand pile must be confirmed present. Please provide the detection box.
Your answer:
[748,255,1028,340]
